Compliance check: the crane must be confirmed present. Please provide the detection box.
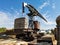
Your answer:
[22,2,47,29]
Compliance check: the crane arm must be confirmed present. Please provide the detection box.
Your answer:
[22,2,47,22]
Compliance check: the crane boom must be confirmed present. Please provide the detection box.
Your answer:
[22,2,47,22]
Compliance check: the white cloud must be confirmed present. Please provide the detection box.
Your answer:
[40,20,56,30]
[15,10,20,15]
[0,8,25,29]
[39,2,49,10]
[0,11,14,29]
[43,11,49,16]
[42,11,49,19]
[45,21,56,25]
[11,7,21,15]
[0,12,8,23]
[52,3,55,9]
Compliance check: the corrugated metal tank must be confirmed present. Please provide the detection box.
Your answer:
[33,21,40,30]
[14,17,28,29]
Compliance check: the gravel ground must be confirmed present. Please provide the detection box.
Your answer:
[0,38,57,45]
[0,39,28,45]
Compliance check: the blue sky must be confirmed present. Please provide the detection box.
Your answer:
[0,0,60,30]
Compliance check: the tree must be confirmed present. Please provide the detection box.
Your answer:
[0,27,6,33]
